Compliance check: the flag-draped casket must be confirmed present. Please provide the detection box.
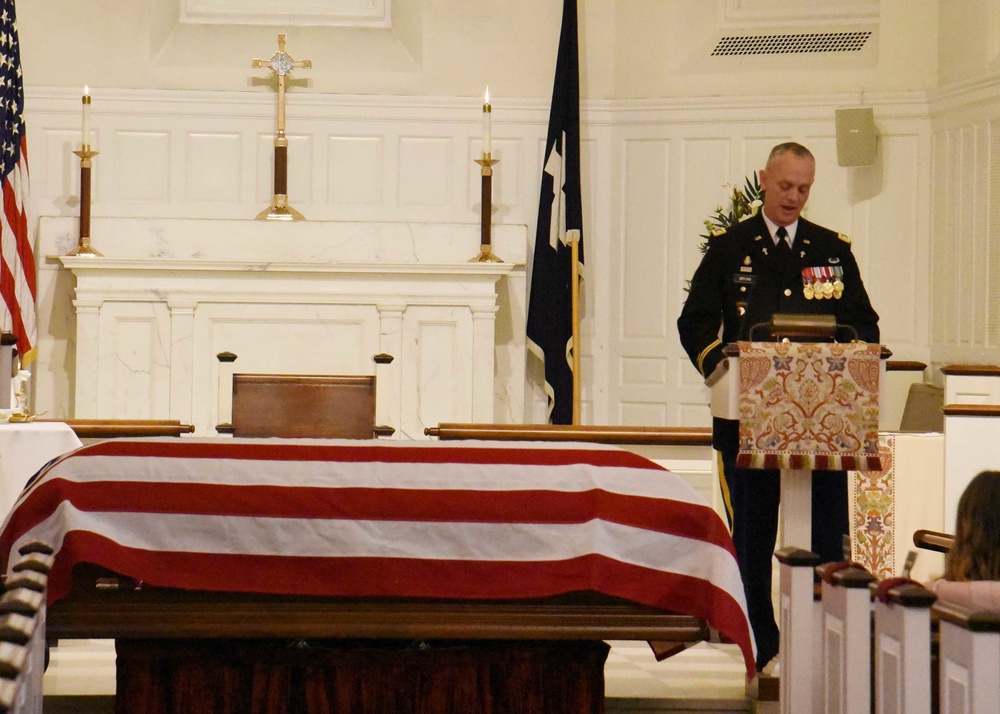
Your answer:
[0,437,756,676]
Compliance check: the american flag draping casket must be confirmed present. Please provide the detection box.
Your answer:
[0,437,755,675]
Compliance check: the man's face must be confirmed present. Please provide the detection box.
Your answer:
[760,151,815,227]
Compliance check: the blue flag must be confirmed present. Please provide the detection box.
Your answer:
[526,0,583,425]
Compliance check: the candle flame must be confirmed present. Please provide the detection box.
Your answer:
[484,86,490,105]
[84,85,89,96]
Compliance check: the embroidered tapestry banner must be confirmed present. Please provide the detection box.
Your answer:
[736,341,882,471]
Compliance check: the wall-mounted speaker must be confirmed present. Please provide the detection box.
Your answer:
[835,107,877,167]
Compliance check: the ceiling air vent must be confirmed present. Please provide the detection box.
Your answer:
[712,31,872,56]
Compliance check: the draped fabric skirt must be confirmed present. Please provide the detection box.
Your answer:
[115,638,610,714]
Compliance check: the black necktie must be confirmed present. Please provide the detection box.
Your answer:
[775,226,791,255]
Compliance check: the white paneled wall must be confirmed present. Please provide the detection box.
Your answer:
[929,76,1000,376]
[27,87,939,426]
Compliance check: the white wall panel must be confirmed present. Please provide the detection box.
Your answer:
[328,136,383,205]
[114,130,172,203]
[621,357,667,387]
[621,139,670,340]
[620,401,668,425]
[398,136,452,208]
[98,304,171,420]
[112,316,160,420]
[678,136,732,309]
[989,120,1000,348]
[295,133,319,209]
[400,307,474,439]
[43,129,82,201]
[925,73,1000,373]
[957,125,982,345]
[674,138,733,400]
[186,132,242,203]
[862,132,925,349]
[930,129,957,348]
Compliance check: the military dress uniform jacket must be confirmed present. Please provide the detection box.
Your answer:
[677,212,880,381]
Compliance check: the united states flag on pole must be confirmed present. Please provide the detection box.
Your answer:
[0,1,36,366]
[526,0,583,425]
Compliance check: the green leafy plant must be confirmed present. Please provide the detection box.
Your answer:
[685,172,764,293]
[698,172,764,254]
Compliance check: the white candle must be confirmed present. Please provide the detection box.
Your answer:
[81,86,91,148]
[482,86,491,157]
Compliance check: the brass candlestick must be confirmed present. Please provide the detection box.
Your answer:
[66,146,102,256]
[471,153,502,262]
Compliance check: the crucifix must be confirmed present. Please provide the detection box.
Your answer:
[252,34,311,221]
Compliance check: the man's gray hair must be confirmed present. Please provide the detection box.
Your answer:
[768,142,814,163]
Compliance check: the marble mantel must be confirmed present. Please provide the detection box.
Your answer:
[40,217,526,437]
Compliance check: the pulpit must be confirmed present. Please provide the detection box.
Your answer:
[708,319,884,551]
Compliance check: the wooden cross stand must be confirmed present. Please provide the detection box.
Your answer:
[252,34,311,221]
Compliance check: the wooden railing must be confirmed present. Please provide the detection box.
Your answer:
[425,423,713,446]
[36,419,194,440]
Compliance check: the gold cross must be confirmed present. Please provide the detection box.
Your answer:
[252,34,312,140]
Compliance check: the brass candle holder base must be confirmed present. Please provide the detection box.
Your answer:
[256,194,304,221]
[469,244,504,263]
[64,236,103,257]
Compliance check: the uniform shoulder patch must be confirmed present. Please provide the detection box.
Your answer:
[837,232,852,244]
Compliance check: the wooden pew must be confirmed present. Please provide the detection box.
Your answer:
[779,527,1000,714]
[872,579,937,714]
[817,561,876,714]
[0,543,53,714]
[934,600,1000,714]
[776,547,822,714]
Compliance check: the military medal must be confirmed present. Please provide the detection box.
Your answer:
[801,268,816,300]
[831,266,844,299]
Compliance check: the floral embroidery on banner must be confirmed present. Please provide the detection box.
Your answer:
[852,435,895,579]
[736,341,882,471]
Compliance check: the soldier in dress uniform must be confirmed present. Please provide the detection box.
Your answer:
[676,142,880,673]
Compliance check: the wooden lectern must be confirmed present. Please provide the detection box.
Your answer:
[707,315,885,550]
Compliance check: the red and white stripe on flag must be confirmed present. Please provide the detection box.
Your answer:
[0,437,757,676]
[0,1,37,365]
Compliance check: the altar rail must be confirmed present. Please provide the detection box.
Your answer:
[426,424,720,519]
[38,419,195,442]
[426,423,712,445]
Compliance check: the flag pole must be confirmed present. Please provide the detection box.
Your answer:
[569,229,581,425]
